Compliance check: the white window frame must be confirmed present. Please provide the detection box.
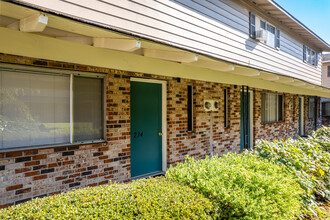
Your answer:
[0,64,106,152]
[255,16,279,49]
[303,45,317,66]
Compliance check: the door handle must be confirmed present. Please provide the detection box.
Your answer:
[158,132,163,136]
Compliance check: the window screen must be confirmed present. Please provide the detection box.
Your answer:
[328,66,330,77]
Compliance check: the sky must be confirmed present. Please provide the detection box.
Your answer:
[274,0,330,45]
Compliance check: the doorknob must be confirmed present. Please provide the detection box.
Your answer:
[158,132,163,136]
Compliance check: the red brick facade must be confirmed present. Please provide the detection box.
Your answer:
[0,54,320,207]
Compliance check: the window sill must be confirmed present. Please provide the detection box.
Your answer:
[250,37,279,51]
[261,120,284,125]
[303,60,317,67]
[0,140,107,153]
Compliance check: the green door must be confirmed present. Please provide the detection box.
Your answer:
[130,81,162,178]
[240,88,250,151]
[299,97,304,136]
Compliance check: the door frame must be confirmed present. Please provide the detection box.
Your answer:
[130,78,167,173]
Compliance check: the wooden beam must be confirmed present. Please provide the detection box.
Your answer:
[258,72,280,81]
[187,60,234,72]
[143,48,198,63]
[20,13,48,32]
[7,21,19,31]
[57,36,93,45]
[291,80,306,87]
[93,38,141,52]
[305,84,315,89]
[232,67,261,77]
[280,78,295,84]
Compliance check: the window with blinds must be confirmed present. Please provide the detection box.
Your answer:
[261,93,283,123]
[0,68,104,150]
[308,97,316,119]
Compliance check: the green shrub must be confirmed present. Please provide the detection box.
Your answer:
[166,153,303,220]
[308,126,330,152]
[254,137,330,217]
[0,177,217,219]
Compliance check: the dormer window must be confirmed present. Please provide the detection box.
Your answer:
[249,12,280,49]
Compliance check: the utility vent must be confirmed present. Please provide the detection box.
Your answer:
[204,100,220,112]
[256,29,268,41]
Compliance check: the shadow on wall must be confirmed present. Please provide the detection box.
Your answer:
[169,0,258,51]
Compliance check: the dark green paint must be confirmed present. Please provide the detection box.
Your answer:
[130,81,162,177]
[299,98,303,136]
[240,91,250,151]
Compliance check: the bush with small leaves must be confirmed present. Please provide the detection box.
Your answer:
[167,153,303,220]
[0,177,217,219]
[308,126,330,153]
[254,134,330,217]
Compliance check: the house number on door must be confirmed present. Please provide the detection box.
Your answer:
[133,131,143,138]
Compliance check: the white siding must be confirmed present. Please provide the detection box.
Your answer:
[322,64,330,88]
[16,0,322,85]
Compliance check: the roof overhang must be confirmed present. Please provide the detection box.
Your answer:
[250,0,330,52]
[1,1,330,97]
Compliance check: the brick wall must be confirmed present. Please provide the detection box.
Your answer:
[0,54,319,207]
[254,90,299,141]
[167,79,241,166]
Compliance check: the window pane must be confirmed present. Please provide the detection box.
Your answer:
[267,24,275,34]
[0,71,70,149]
[260,20,266,29]
[323,102,330,116]
[73,77,103,142]
[266,24,275,48]
[311,51,315,65]
[309,97,315,119]
[262,93,282,123]
[328,66,330,77]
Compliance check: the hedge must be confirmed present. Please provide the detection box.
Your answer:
[167,153,303,220]
[0,177,217,219]
[254,129,330,217]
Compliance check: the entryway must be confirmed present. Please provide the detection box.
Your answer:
[240,86,253,151]
[130,78,166,179]
[299,97,304,136]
